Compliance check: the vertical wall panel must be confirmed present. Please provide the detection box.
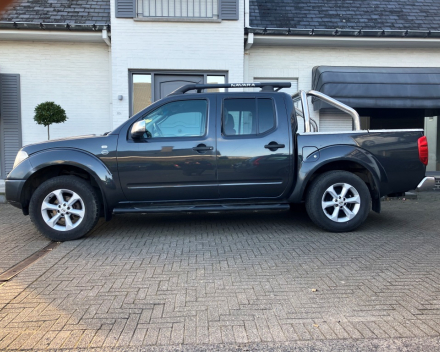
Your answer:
[0,74,22,176]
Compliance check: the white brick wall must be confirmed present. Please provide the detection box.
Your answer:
[247,45,440,131]
[0,41,111,146]
[110,1,245,127]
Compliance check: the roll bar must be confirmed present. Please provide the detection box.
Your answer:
[292,90,361,132]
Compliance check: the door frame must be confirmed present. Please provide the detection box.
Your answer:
[128,70,228,116]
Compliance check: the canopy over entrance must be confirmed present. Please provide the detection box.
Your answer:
[312,66,440,111]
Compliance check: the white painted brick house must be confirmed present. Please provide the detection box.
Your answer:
[0,0,112,178]
[110,0,244,127]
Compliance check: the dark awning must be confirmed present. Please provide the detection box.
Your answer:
[312,66,440,110]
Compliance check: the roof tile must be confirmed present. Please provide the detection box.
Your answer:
[250,0,440,30]
[0,0,110,24]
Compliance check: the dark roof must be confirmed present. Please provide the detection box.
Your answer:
[250,0,440,31]
[0,0,110,25]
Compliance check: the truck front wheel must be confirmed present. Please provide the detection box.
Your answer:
[29,176,101,241]
[305,171,371,232]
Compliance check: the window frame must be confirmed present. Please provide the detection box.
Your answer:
[128,97,210,142]
[221,97,277,139]
[135,0,220,21]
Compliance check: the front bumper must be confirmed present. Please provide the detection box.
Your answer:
[416,177,436,192]
[5,179,26,209]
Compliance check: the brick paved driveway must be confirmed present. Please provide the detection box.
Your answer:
[0,193,439,351]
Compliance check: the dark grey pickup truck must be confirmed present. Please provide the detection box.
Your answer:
[5,82,435,241]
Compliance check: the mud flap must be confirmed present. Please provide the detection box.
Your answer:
[372,196,381,213]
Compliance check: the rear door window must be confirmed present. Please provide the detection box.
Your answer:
[223,98,275,136]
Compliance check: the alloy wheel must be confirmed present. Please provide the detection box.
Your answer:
[321,182,361,222]
[40,189,85,231]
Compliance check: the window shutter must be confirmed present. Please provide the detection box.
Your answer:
[116,0,136,18]
[0,74,22,176]
[219,0,239,20]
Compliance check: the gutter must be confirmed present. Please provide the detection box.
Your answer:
[246,27,440,38]
[0,21,110,32]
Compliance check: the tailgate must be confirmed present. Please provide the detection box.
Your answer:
[356,129,425,194]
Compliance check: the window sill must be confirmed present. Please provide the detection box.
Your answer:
[134,17,221,23]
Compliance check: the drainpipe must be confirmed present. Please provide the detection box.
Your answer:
[244,0,250,27]
[244,0,253,50]
[102,28,111,46]
[244,0,253,86]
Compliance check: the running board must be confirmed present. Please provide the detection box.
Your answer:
[113,203,290,214]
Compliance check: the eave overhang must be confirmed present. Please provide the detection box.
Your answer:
[0,22,111,43]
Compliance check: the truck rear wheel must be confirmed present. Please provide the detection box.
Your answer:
[29,176,101,241]
[305,171,371,232]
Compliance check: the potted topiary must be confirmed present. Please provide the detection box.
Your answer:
[34,101,68,140]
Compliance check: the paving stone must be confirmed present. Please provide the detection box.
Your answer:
[0,193,439,349]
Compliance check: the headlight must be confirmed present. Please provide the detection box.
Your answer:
[13,150,29,169]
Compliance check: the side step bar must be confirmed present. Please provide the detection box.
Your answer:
[113,203,290,214]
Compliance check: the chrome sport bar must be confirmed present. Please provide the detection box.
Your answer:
[292,90,361,132]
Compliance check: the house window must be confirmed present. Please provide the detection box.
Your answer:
[133,74,152,115]
[137,0,219,19]
[206,75,225,92]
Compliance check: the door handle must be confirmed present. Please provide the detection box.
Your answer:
[193,144,213,152]
[264,142,285,151]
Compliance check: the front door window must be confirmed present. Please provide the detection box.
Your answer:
[143,99,208,138]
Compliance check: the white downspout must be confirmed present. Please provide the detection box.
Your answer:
[244,0,252,86]
[244,0,253,49]
[244,0,250,27]
[102,29,111,46]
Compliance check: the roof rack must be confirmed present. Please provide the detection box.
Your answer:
[168,82,292,96]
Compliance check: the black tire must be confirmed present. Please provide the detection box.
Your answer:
[29,176,101,241]
[305,170,371,232]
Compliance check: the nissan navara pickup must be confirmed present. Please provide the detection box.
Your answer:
[5,82,435,241]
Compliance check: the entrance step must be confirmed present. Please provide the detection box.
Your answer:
[435,177,440,191]
[0,180,5,204]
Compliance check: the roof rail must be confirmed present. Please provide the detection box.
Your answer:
[168,82,292,96]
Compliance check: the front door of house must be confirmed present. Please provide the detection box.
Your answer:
[154,74,204,101]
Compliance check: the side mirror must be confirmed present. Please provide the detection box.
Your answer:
[131,120,146,139]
